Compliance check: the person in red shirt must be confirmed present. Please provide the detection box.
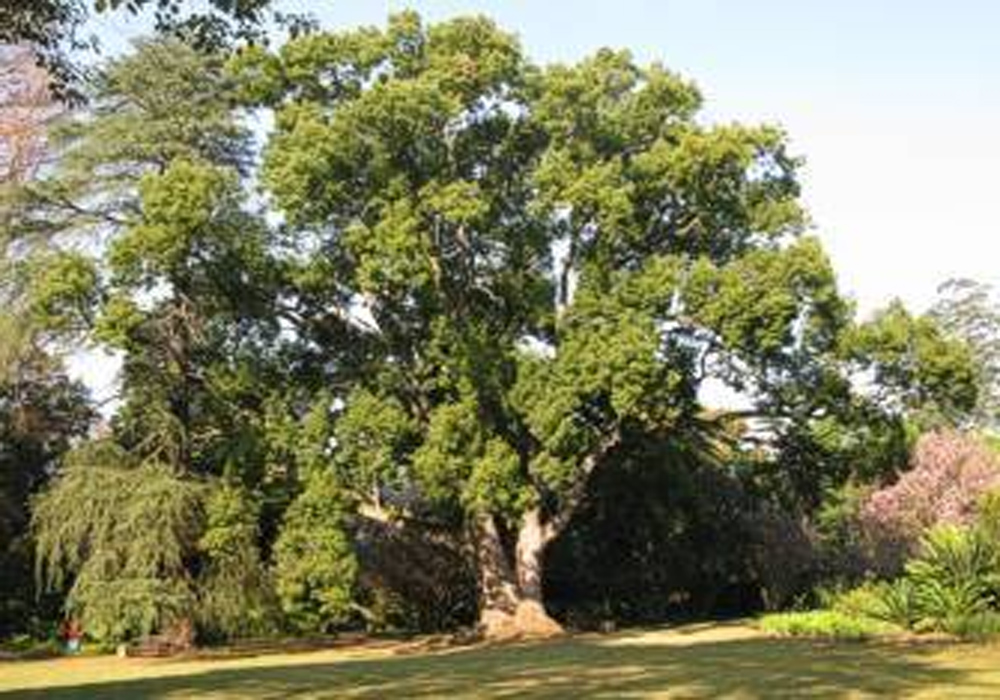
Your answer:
[60,618,82,654]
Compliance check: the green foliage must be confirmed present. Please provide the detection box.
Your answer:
[687,237,848,367]
[1,1,288,100]
[844,301,979,425]
[197,483,277,640]
[813,482,876,582]
[872,579,922,629]
[829,513,1000,635]
[412,398,535,520]
[110,161,243,284]
[930,279,1000,430]
[818,580,922,630]
[818,492,1000,636]
[67,54,279,477]
[976,489,1000,541]
[942,611,1000,642]
[759,610,898,640]
[273,472,357,633]
[8,37,253,245]
[0,348,91,637]
[334,389,416,502]
[904,525,998,629]
[32,441,206,641]
[22,252,98,335]
[822,582,888,621]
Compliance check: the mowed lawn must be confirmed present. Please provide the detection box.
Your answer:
[3,622,1000,699]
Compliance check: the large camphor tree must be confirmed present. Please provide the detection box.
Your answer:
[235,12,884,637]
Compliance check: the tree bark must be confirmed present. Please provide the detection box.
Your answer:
[476,514,520,635]
[475,432,622,638]
[476,510,562,639]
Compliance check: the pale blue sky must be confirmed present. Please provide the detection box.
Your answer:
[89,0,1000,314]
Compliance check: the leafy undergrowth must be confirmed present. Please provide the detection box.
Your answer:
[941,612,1000,642]
[758,611,902,641]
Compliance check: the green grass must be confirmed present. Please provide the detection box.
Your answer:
[3,622,1000,698]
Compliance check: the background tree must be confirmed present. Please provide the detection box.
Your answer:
[273,470,357,633]
[21,39,293,643]
[0,0,305,100]
[197,482,277,640]
[844,300,978,427]
[0,48,91,640]
[0,349,90,637]
[32,441,205,642]
[0,1,88,100]
[931,279,1000,430]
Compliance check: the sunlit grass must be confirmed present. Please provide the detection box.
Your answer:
[3,622,1000,698]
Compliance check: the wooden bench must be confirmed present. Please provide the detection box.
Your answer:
[122,620,194,658]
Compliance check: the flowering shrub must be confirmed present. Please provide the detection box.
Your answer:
[859,431,1000,573]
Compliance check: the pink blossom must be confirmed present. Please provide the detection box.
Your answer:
[860,431,1000,570]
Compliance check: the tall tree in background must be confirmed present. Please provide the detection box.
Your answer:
[6,37,271,472]
[0,43,93,640]
[931,279,1000,430]
[0,0,299,100]
[25,39,296,642]
[0,1,88,98]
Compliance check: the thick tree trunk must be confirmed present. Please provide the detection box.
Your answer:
[476,514,519,632]
[476,510,563,639]
[475,431,622,638]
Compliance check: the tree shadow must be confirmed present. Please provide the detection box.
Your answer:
[1,635,990,699]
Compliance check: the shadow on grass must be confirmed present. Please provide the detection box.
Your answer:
[1,635,990,699]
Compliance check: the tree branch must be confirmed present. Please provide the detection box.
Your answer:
[543,427,622,542]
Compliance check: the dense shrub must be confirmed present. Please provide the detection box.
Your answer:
[759,610,898,640]
[32,442,206,643]
[748,506,819,611]
[197,484,278,642]
[904,525,998,630]
[873,579,922,628]
[273,472,357,633]
[813,482,877,585]
[794,485,1000,639]
[942,612,1000,641]
[842,505,1000,634]
[353,516,477,633]
[822,582,886,620]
